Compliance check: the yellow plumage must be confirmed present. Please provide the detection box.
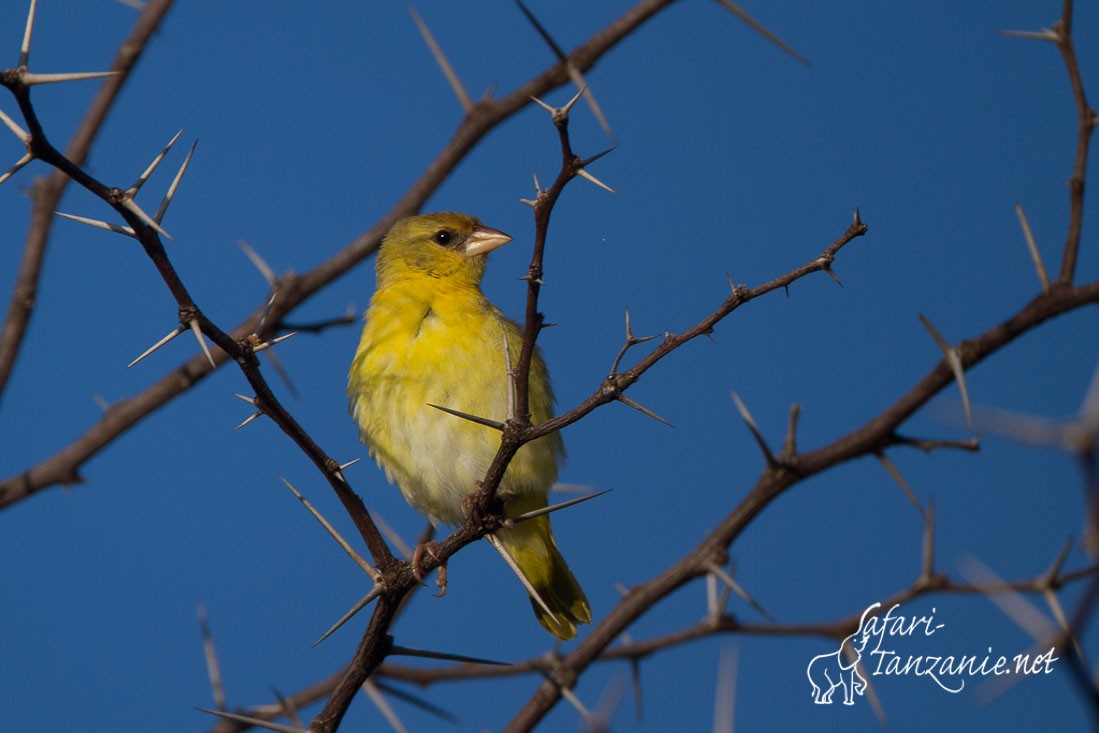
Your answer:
[348,212,590,639]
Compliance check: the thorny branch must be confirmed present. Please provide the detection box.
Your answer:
[0,0,176,403]
[0,0,682,510]
[1,1,1096,732]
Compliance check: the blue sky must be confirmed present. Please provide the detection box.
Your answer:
[1,1,1097,732]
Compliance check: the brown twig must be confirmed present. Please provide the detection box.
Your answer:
[0,0,176,405]
[1053,0,1096,284]
[0,0,681,510]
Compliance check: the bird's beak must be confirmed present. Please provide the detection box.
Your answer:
[462,225,512,257]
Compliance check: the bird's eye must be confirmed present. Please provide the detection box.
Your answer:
[433,229,456,246]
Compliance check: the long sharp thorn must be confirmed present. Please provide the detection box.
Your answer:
[581,147,615,168]
[234,411,262,430]
[618,394,672,427]
[714,645,738,733]
[877,451,924,516]
[706,572,719,619]
[782,403,801,458]
[919,315,972,429]
[515,0,567,58]
[1044,537,1075,582]
[713,0,810,66]
[189,319,216,368]
[232,392,257,406]
[360,678,408,733]
[0,152,33,185]
[154,139,197,224]
[54,211,135,238]
[269,687,303,728]
[263,347,298,397]
[1000,28,1059,42]
[196,603,226,711]
[19,0,38,68]
[1042,590,1084,662]
[530,95,555,114]
[370,512,413,560]
[485,533,557,619]
[960,555,1057,641]
[511,489,613,523]
[0,108,30,142]
[730,391,776,466]
[706,561,774,622]
[369,679,460,724]
[339,457,363,471]
[312,587,382,647]
[566,66,614,141]
[823,265,843,287]
[409,6,473,113]
[195,709,306,733]
[427,403,505,430]
[127,325,185,367]
[253,331,297,353]
[22,70,121,86]
[560,83,587,116]
[120,197,172,240]
[630,656,643,722]
[254,287,279,335]
[576,167,616,194]
[1014,203,1050,292]
[238,239,277,287]
[130,129,182,194]
[389,644,509,666]
[279,477,379,580]
[922,496,936,577]
[558,685,593,723]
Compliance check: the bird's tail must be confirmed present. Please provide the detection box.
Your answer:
[495,499,591,640]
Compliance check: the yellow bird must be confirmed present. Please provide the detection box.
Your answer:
[348,211,591,640]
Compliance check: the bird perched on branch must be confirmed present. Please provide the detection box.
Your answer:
[348,211,590,640]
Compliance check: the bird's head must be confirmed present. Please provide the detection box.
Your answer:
[376,212,512,288]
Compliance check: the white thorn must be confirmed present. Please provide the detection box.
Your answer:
[19,0,38,68]
[0,107,31,143]
[253,332,297,353]
[279,477,379,580]
[0,152,33,185]
[234,412,262,430]
[237,239,277,287]
[361,678,408,733]
[22,70,121,86]
[120,197,173,240]
[154,139,197,224]
[189,319,216,368]
[54,211,135,238]
[409,5,472,113]
[576,167,616,194]
[127,325,186,367]
[129,129,183,195]
[919,315,972,429]
[485,534,556,619]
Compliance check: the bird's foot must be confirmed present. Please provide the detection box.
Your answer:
[411,540,447,597]
[461,482,483,514]
[462,483,511,529]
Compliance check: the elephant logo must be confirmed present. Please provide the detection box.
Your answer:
[806,603,880,705]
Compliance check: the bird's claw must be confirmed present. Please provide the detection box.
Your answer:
[461,482,483,514]
[411,540,447,597]
[434,563,448,598]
